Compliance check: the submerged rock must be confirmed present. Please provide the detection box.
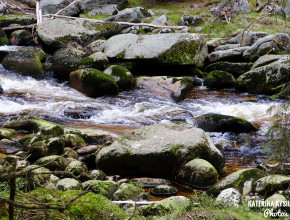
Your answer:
[135,76,193,102]
[235,56,290,94]
[96,122,225,177]
[36,18,120,48]
[207,168,267,196]
[195,113,258,133]
[101,33,208,67]
[130,177,171,188]
[204,71,235,89]
[69,68,119,98]
[151,185,177,196]
[176,158,218,188]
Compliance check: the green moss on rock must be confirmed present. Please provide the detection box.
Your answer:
[82,180,117,198]
[0,128,17,140]
[204,70,235,89]
[104,65,135,90]
[0,28,8,45]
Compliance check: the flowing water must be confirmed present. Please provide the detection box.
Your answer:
[0,65,283,174]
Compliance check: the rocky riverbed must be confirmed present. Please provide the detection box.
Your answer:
[0,0,289,219]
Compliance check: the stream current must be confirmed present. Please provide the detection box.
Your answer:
[0,64,282,175]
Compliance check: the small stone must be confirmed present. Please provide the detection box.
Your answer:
[151,185,177,196]
[216,188,241,207]
[56,178,82,191]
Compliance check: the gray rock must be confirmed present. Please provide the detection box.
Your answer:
[65,160,88,176]
[140,196,193,217]
[77,0,128,14]
[82,180,117,198]
[178,15,204,26]
[86,39,106,53]
[135,76,193,102]
[76,145,101,156]
[207,168,267,197]
[15,0,36,8]
[206,38,223,51]
[196,113,258,133]
[105,7,151,23]
[204,71,236,89]
[151,15,168,26]
[120,26,140,34]
[252,54,287,69]
[151,185,177,196]
[130,177,170,188]
[254,175,290,196]
[0,15,36,28]
[0,28,9,46]
[205,62,252,78]
[36,18,120,48]
[0,128,17,140]
[234,0,251,13]
[176,158,218,188]
[101,33,208,67]
[215,44,240,51]
[266,193,287,209]
[208,46,250,63]
[235,56,290,94]
[113,183,145,201]
[40,0,79,16]
[34,155,69,171]
[9,29,34,46]
[52,47,86,59]
[104,65,135,91]
[0,139,22,154]
[96,122,225,177]
[227,31,269,46]
[56,178,82,191]
[286,0,290,18]
[0,2,9,16]
[86,4,118,16]
[243,33,290,61]
[89,169,107,180]
[216,188,241,206]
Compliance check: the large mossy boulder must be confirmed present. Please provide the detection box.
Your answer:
[207,168,267,197]
[136,76,193,102]
[56,178,82,191]
[113,183,145,201]
[251,54,287,69]
[176,158,218,188]
[195,113,258,133]
[235,56,290,94]
[254,175,290,196]
[101,33,208,67]
[140,196,193,217]
[104,65,135,91]
[151,185,177,196]
[69,68,119,98]
[0,15,36,28]
[204,71,235,89]
[0,28,8,45]
[205,62,252,78]
[52,52,109,80]
[3,115,64,135]
[2,50,44,76]
[82,180,117,198]
[96,122,225,177]
[243,33,290,61]
[36,18,120,48]
[40,0,80,16]
[65,161,88,176]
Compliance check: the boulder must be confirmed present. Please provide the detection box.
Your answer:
[252,54,287,69]
[151,15,168,25]
[63,147,79,159]
[82,180,117,198]
[65,160,88,176]
[150,185,177,196]
[208,47,250,63]
[254,175,290,196]
[9,29,34,46]
[227,31,269,46]
[101,33,208,67]
[56,178,82,191]
[243,33,290,61]
[89,169,107,180]
[195,113,258,133]
[0,139,22,154]
[104,65,135,90]
[176,158,218,188]
[266,193,287,209]
[0,128,17,140]
[69,68,119,97]
[52,47,86,60]
[3,115,64,135]
[0,15,36,28]
[86,39,106,53]
[36,18,120,48]
[34,155,69,171]
[207,168,267,196]
[113,183,145,201]
[205,62,252,78]
[23,165,51,187]
[286,0,290,18]
[76,145,101,156]
[105,7,151,23]
[135,76,193,102]
[204,71,235,89]
[178,15,204,26]
[40,0,80,16]
[2,50,44,76]
[130,177,170,188]
[235,56,290,94]
[0,28,8,45]
[96,122,225,177]
[63,134,86,149]
[140,196,193,217]
[216,188,241,206]
[15,0,36,8]
[52,52,109,80]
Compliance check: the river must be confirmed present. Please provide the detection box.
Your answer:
[0,64,282,174]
